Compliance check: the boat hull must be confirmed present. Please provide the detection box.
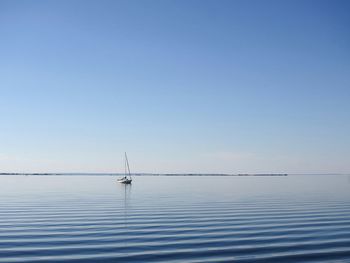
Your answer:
[117,178,132,184]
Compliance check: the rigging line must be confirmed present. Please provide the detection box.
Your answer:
[125,152,131,177]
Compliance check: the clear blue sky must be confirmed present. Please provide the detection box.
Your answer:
[0,0,349,173]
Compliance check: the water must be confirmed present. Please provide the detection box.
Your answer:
[0,175,350,262]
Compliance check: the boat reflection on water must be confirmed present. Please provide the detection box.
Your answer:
[113,181,132,255]
[122,183,132,220]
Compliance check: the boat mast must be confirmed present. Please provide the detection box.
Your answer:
[125,152,131,179]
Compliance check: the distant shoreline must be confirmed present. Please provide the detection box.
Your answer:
[0,173,288,176]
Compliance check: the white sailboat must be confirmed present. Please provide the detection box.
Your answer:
[117,152,132,184]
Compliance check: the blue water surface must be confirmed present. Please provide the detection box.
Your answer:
[0,175,350,262]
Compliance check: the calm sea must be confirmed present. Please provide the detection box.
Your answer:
[0,175,350,262]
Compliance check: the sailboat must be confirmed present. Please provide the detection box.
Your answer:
[117,152,132,184]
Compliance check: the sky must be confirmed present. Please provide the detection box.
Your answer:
[0,0,349,174]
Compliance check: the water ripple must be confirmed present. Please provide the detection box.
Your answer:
[0,175,350,262]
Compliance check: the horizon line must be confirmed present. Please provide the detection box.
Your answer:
[1,172,349,176]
